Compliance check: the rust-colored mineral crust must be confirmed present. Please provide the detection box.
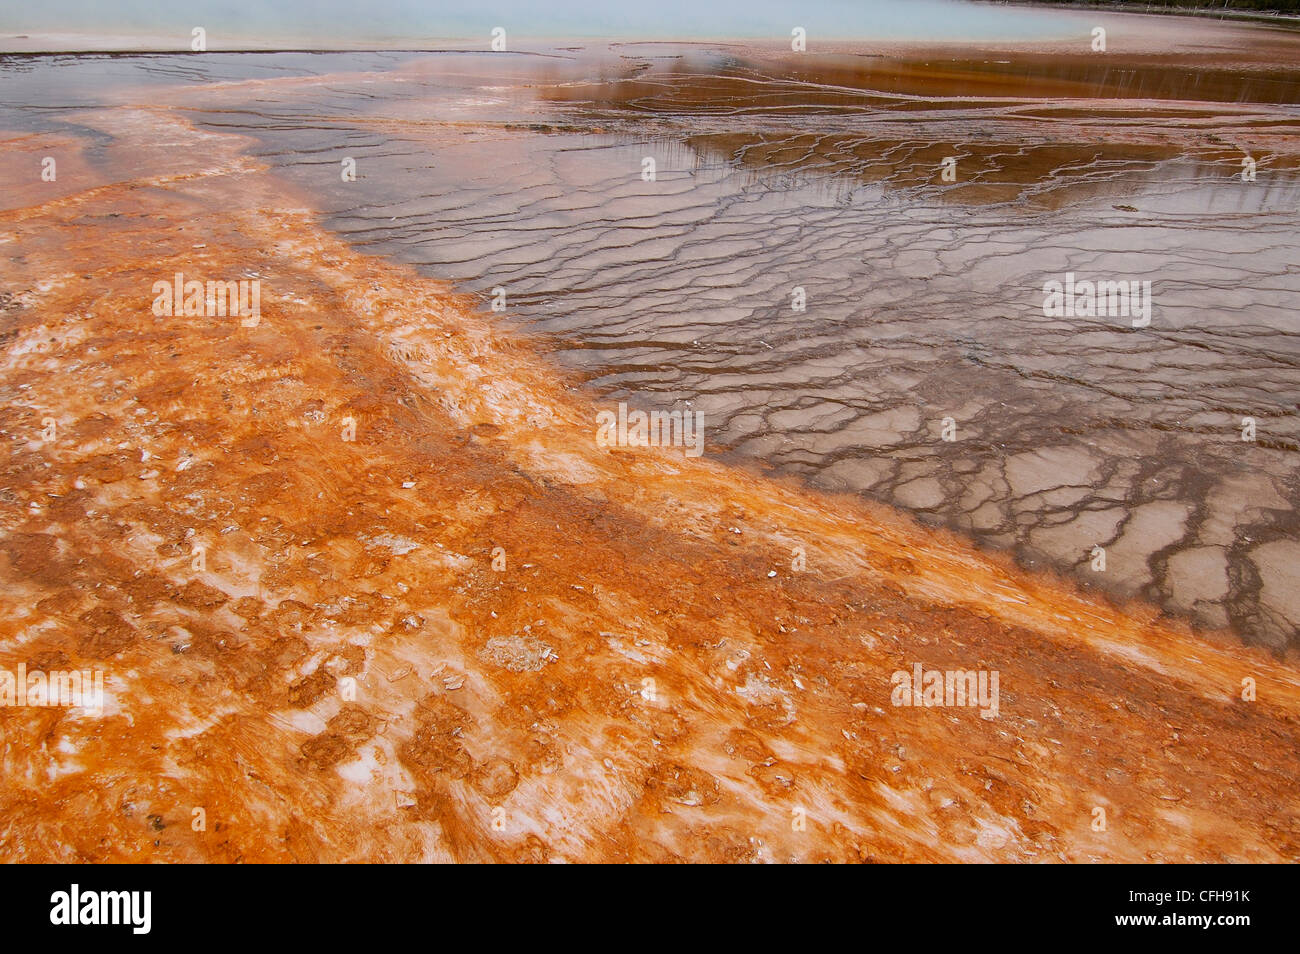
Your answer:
[0,109,1296,863]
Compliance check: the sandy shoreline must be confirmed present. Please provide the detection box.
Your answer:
[0,102,1296,861]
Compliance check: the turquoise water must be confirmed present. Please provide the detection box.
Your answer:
[4,0,1083,46]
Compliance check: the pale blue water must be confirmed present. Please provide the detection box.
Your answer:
[3,0,1082,46]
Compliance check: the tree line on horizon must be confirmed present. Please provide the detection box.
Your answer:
[1000,0,1300,14]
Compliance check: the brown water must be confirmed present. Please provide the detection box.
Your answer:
[4,30,1300,652]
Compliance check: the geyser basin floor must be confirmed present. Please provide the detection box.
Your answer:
[0,103,1297,862]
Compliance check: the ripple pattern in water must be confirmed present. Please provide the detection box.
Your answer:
[15,43,1299,649]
